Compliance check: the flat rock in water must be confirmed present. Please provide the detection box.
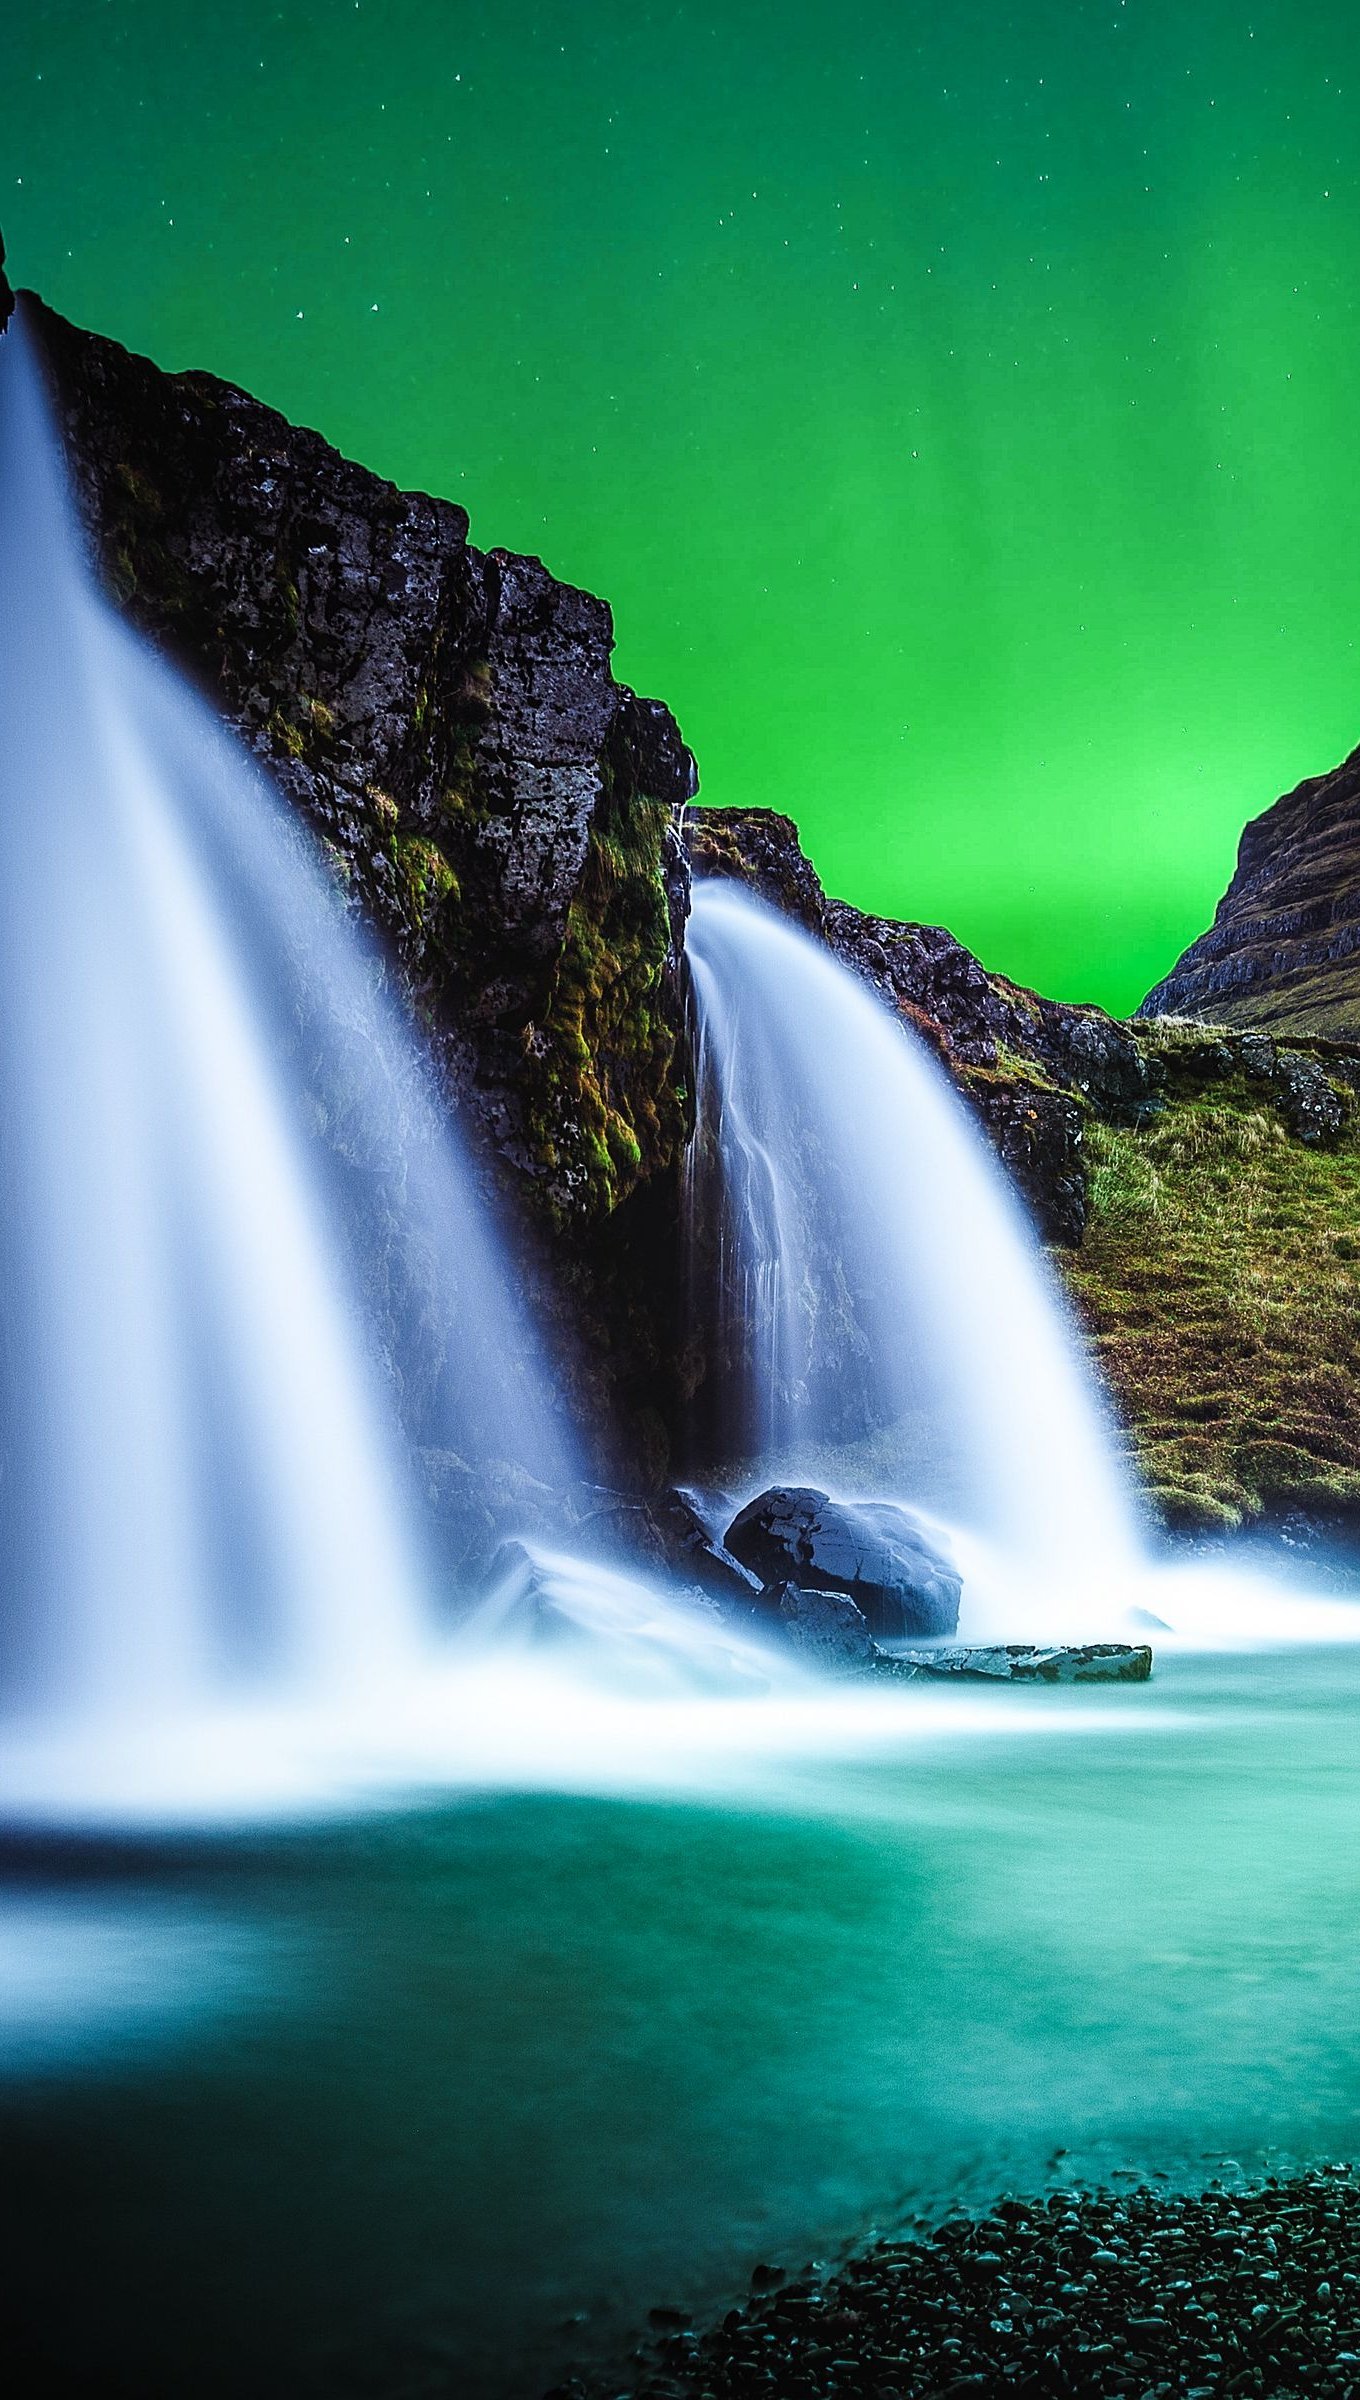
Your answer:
[890,1641,1153,1684]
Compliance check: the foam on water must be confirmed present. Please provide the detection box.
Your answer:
[3,1530,1359,1829]
[0,1897,272,2075]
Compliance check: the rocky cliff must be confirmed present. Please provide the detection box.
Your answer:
[5,253,704,1482]
[13,240,1360,1536]
[1142,741,1360,1036]
[15,275,695,1237]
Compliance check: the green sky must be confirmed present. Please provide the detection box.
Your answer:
[3,0,1359,1011]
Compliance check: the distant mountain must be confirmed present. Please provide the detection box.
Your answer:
[1142,743,1360,1034]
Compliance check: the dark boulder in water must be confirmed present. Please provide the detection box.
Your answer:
[566,1484,765,1613]
[770,1584,880,1670]
[724,1486,962,1638]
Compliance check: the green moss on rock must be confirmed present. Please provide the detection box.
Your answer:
[526,788,682,1224]
[392,829,459,929]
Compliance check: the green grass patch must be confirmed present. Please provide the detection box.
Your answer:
[1062,1077,1360,1531]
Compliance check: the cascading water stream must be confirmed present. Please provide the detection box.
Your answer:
[685,879,1145,1619]
[0,306,573,1736]
[1,297,1355,1840]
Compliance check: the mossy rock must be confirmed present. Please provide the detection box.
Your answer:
[526,788,682,1225]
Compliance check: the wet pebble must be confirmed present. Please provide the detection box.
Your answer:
[549,2164,1360,2399]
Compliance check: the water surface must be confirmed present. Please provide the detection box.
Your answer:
[4,1647,1360,2396]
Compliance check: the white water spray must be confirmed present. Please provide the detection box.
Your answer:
[0,309,571,1731]
[685,879,1144,1619]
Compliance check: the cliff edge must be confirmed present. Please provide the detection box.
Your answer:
[16,281,695,1235]
[1142,742,1360,1037]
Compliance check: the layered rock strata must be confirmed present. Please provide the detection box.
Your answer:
[1142,741,1360,1036]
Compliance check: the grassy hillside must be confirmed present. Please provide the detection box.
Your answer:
[1062,1025,1360,1532]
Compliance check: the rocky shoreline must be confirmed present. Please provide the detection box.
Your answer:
[551,2167,1360,2400]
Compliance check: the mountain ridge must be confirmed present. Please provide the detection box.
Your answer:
[1142,741,1360,1035]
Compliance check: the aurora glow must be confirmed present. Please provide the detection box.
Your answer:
[4,0,1359,1010]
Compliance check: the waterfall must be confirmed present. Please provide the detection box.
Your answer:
[685,878,1143,1609]
[0,307,571,1730]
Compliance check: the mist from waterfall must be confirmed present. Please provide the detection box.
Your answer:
[0,307,573,1732]
[685,879,1144,1613]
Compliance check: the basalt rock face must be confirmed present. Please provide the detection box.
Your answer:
[22,291,696,1236]
[1141,742,1360,1036]
[16,285,698,1483]
[687,806,1156,1244]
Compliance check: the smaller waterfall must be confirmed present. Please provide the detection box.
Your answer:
[685,880,1143,1610]
[0,307,573,1734]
